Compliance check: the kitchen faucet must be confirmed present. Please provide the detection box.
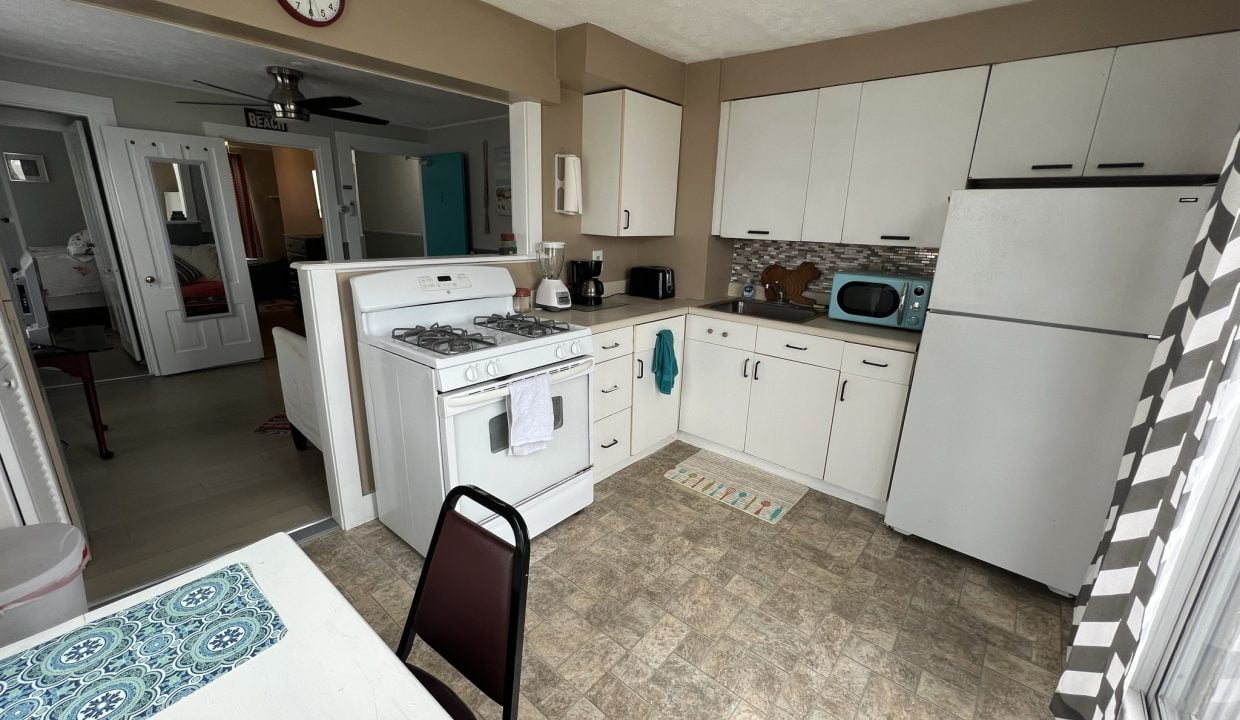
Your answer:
[764,282,787,303]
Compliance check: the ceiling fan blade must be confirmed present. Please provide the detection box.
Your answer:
[300,96,362,110]
[312,108,390,126]
[176,101,267,107]
[192,79,269,101]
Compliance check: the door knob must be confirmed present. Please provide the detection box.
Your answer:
[144,275,156,284]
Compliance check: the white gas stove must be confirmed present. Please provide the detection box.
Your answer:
[353,266,595,553]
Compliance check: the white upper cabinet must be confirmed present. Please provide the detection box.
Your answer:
[971,49,1114,179]
[581,89,683,237]
[842,66,989,248]
[1086,32,1240,177]
[801,84,862,243]
[717,90,819,241]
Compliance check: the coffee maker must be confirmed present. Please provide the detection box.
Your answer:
[568,260,604,306]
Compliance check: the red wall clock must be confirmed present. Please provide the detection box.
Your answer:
[277,0,344,27]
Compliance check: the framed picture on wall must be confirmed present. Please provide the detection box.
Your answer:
[4,153,48,183]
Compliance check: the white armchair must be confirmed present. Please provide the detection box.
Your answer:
[272,327,321,451]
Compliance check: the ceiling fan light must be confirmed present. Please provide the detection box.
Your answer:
[272,103,310,122]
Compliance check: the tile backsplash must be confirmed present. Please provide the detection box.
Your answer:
[731,239,938,295]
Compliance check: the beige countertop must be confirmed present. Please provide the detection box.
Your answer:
[535,296,921,353]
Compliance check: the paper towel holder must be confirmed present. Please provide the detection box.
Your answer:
[555,153,582,216]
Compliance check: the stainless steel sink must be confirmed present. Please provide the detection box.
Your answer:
[704,299,818,323]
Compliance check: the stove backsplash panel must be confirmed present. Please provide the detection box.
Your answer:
[730,239,938,296]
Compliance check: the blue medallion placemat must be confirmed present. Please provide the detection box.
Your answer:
[0,563,286,720]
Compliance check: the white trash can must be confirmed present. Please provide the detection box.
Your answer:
[0,523,89,646]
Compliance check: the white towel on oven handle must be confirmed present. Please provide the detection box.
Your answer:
[508,372,554,455]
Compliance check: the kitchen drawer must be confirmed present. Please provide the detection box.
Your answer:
[755,327,844,369]
[593,328,633,363]
[686,314,757,351]
[593,408,632,475]
[842,343,914,384]
[593,356,633,421]
[634,315,686,352]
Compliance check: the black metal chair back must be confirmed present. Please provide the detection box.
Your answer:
[397,485,530,720]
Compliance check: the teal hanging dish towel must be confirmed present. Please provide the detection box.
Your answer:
[653,329,679,395]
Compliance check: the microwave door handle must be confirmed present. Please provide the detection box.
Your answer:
[896,282,909,325]
[443,360,594,410]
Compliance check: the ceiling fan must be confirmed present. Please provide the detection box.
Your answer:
[177,66,389,125]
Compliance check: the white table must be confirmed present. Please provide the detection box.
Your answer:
[0,533,451,719]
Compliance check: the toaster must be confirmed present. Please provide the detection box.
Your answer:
[628,266,675,299]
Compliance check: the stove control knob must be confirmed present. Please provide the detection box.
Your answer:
[570,341,583,355]
[465,365,480,382]
[486,361,499,377]
[555,345,567,359]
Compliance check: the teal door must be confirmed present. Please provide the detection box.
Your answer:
[420,153,470,256]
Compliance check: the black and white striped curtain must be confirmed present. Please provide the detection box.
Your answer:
[1052,125,1240,719]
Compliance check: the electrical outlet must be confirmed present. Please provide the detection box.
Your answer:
[592,250,603,261]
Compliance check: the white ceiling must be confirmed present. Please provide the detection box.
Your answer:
[484,0,1032,63]
[0,0,508,130]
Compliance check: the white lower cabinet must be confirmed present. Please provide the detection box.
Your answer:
[679,339,753,451]
[743,355,839,478]
[631,316,685,455]
[593,407,632,476]
[823,373,909,502]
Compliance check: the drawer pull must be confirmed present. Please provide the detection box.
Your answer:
[1031,163,1073,170]
[747,230,770,235]
[602,343,622,350]
[742,358,750,378]
[785,344,808,351]
[862,359,889,368]
[601,439,619,449]
[1097,162,1145,170]
[601,385,621,394]
[753,360,761,381]
[840,379,848,402]
[879,235,911,241]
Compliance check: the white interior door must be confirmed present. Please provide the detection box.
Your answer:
[101,127,261,375]
[334,133,428,260]
[65,121,142,361]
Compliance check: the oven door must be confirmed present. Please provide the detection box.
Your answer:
[439,357,593,521]
[831,279,907,327]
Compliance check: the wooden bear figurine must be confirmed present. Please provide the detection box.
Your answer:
[759,262,821,306]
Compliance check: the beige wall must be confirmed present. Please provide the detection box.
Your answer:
[80,0,559,103]
[271,147,323,237]
[558,25,686,104]
[720,0,1240,100]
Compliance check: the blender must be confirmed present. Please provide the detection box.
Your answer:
[535,242,572,310]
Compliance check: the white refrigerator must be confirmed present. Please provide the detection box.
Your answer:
[886,186,1210,594]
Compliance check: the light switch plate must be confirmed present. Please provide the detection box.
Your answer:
[592,250,603,261]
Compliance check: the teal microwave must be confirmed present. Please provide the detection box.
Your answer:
[828,272,932,331]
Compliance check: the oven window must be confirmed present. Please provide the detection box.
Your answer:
[487,397,565,453]
[837,281,900,317]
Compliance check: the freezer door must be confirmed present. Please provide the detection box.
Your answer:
[886,313,1156,592]
[933,187,1208,335]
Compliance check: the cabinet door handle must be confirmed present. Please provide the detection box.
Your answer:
[840,379,848,402]
[623,209,631,230]
[601,385,621,394]
[742,358,750,378]
[1031,163,1073,170]
[879,235,911,242]
[601,439,619,449]
[784,344,807,351]
[1097,162,1145,170]
[753,360,761,381]
[636,359,644,379]
[747,230,770,235]
[862,359,889,368]
[602,343,621,350]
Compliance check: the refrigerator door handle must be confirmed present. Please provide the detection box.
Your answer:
[896,281,910,326]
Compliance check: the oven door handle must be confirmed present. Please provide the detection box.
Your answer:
[443,360,594,409]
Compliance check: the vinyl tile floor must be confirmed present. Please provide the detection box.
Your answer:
[304,441,1070,720]
[47,358,331,602]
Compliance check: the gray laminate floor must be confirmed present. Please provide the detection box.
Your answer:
[47,358,331,601]
[304,440,1068,720]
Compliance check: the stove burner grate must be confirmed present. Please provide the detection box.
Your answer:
[474,313,572,338]
[391,324,498,356]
